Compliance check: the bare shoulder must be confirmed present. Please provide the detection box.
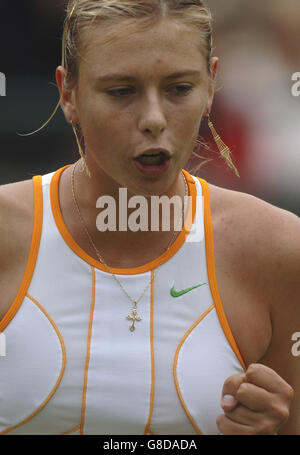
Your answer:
[0,179,34,320]
[208,181,300,308]
[208,181,299,230]
[207,180,299,330]
[0,179,34,252]
[208,182,300,278]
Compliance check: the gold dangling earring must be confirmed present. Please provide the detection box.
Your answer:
[70,121,91,178]
[207,115,240,178]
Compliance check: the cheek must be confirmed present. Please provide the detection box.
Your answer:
[174,107,203,141]
[92,103,133,133]
[82,111,133,167]
[82,106,124,145]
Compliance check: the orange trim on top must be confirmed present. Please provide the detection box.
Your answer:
[0,293,66,435]
[144,269,155,435]
[173,304,215,435]
[50,166,197,275]
[80,266,96,435]
[61,424,81,435]
[198,178,246,371]
[0,175,43,333]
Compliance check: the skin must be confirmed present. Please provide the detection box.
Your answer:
[62,20,215,197]
[55,19,218,266]
[0,18,299,434]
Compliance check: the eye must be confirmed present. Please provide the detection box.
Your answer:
[106,87,135,98]
[167,84,193,96]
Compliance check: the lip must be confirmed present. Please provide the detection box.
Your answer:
[133,148,171,177]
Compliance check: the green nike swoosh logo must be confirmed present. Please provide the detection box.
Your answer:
[170,283,207,297]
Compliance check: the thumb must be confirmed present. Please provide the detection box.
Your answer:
[221,373,246,411]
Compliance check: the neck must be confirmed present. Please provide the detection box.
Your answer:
[62,160,189,268]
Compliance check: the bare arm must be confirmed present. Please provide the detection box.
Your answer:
[0,179,34,322]
[217,195,300,434]
[259,207,300,434]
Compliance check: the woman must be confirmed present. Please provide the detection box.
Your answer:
[0,0,299,435]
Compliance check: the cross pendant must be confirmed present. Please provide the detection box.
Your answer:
[126,301,142,332]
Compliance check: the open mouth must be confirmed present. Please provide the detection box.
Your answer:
[133,149,171,176]
[135,151,168,167]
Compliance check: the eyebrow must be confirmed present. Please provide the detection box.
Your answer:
[95,70,201,83]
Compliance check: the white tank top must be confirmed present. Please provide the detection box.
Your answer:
[0,166,245,435]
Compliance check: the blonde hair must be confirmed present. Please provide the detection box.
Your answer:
[24,0,212,128]
[63,0,213,87]
[22,1,239,177]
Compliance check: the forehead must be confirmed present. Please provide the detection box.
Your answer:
[79,19,207,78]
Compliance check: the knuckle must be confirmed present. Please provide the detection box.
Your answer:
[236,382,248,399]
[285,384,294,401]
[281,407,290,423]
[270,402,290,422]
[245,363,258,381]
[278,405,290,422]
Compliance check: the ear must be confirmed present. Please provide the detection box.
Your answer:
[204,56,219,117]
[55,65,79,124]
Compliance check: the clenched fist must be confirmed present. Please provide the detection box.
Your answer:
[217,364,294,435]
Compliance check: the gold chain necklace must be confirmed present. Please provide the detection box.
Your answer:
[71,160,189,332]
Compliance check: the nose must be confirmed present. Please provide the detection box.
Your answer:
[138,90,167,137]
